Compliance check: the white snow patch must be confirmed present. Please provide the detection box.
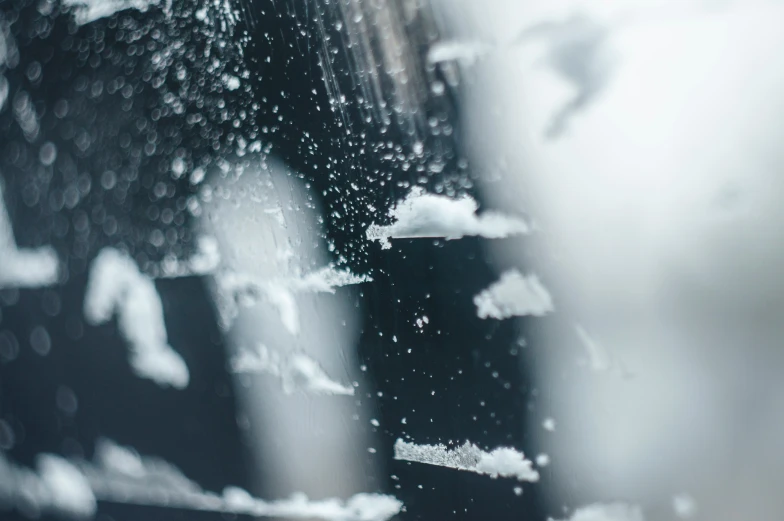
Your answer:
[673,494,697,519]
[84,248,189,389]
[542,417,556,432]
[216,265,371,334]
[62,0,161,25]
[231,344,354,396]
[536,453,550,467]
[549,503,644,521]
[366,187,528,249]
[0,183,59,289]
[474,269,554,320]
[0,451,96,518]
[82,440,402,521]
[427,40,492,65]
[36,455,97,518]
[394,439,539,482]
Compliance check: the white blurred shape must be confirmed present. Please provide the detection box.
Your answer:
[231,344,355,396]
[672,494,697,519]
[474,269,554,319]
[366,187,528,250]
[0,182,59,289]
[36,455,97,519]
[62,0,161,25]
[84,248,189,389]
[394,439,539,482]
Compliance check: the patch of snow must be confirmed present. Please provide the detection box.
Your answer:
[62,0,161,25]
[536,453,550,467]
[84,248,189,389]
[549,503,644,521]
[474,269,554,320]
[216,265,371,334]
[82,440,402,521]
[36,455,97,518]
[231,344,354,396]
[0,182,59,289]
[427,40,492,65]
[366,187,528,250]
[394,439,539,482]
[542,418,556,432]
[0,451,96,519]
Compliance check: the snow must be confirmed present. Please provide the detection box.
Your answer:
[36,455,97,518]
[0,452,96,519]
[216,265,371,334]
[427,40,491,65]
[0,183,59,289]
[84,248,189,389]
[549,503,644,521]
[394,439,539,482]
[366,187,528,250]
[81,439,402,521]
[474,269,554,320]
[62,0,161,25]
[231,344,355,396]
[222,74,241,91]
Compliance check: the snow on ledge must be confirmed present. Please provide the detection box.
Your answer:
[474,269,554,320]
[84,439,402,521]
[394,438,540,482]
[366,187,528,250]
[231,344,355,396]
[84,248,189,389]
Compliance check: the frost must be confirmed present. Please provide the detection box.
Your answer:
[158,236,221,278]
[474,269,554,320]
[0,183,59,289]
[574,325,611,371]
[673,494,697,519]
[84,248,189,389]
[216,265,371,334]
[231,344,355,396]
[427,40,491,65]
[83,439,402,521]
[62,0,161,25]
[549,503,644,521]
[0,451,96,519]
[366,187,528,250]
[394,439,539,482]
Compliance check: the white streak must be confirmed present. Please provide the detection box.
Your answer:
[394,439,539,482]
[427,40,491,65]
[0,183,59,289]
[83,439,401,521]
[474,269,554,319]
[62,0,161,25]
[216,265,371,334]
[367,187,528,250]
[84,248,189,389]
[231,344,355,396]
[549,503,644,521]
[574,324,611,371]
